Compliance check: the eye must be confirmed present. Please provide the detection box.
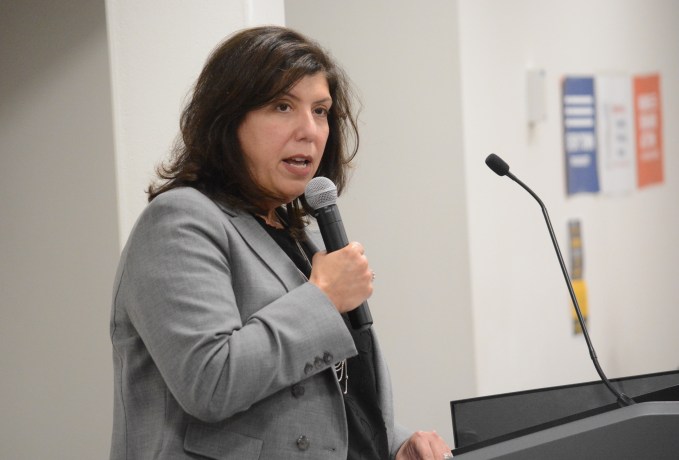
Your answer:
[313,106,329,117]
[275,102,292,113]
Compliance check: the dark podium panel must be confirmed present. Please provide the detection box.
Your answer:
[451,370,679,459]
[453,401,679,459]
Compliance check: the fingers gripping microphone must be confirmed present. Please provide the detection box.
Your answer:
[304,177,373,331]
[485,153,635,407]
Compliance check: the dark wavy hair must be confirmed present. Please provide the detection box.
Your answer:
[148,26,359,236]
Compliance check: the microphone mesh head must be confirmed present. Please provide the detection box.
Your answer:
[304,177,337,210]
[486,153,510,176]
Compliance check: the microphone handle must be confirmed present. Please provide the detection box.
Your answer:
[506,171,634,407]
[314,205,373,330]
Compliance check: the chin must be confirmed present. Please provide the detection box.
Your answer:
[278,191,303,205]
[284,184,307,200]
[273,178,310,204]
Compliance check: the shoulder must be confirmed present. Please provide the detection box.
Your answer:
[119,188,237,278]
[139,187,244,228]
[149,187,224,215]
[125,188,236,251]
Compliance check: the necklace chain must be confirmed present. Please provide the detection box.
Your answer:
[293,238,312,270]
[334,360,348,394]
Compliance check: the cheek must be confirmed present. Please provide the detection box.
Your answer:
[238,124,265,163]
[236,132,260,179]
[242,122,282,155]
[317,126,330,148]
[318,128,331,152]
[236,124,251,157]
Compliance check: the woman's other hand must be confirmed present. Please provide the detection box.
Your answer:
[395,431,453,460]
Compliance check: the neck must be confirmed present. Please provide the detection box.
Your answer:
[259,209,284,229]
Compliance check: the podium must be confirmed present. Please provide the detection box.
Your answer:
[451,371,679,459]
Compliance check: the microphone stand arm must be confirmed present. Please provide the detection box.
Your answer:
[506,171,634,407]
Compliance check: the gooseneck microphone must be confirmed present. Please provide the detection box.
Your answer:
[304,177,373,331]
[485,153,635,407]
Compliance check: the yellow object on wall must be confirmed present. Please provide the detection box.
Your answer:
[571,278,589,335]
[569,220,588,335]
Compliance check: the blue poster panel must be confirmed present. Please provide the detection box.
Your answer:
[563,77,600,195]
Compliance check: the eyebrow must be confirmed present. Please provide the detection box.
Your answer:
[315,97,333,105]
[281,92,332,106]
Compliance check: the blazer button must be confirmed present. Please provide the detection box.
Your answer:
[314,356,324,369]
[304,363,314,375]
[291,384,305,398]
[323,352,333,364]
[296,435,310,451]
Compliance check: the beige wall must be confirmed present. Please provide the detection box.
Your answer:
[0,0,284,457]
[0,1,119,457]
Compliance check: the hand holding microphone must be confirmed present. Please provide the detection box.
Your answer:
[309,242,373,314]
[305,177,374,330]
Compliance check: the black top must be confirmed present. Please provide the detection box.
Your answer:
[255,216,389,460]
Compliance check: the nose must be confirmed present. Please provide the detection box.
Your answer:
[294,110,319,142]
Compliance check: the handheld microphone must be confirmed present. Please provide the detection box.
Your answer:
[304,177,373,331]
[485,153,634,407]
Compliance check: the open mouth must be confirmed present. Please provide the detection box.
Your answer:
[283,157,311,168]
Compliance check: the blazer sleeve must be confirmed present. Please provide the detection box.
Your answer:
[112,189,357,422]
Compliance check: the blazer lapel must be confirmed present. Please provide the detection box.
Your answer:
[216,202,306,292]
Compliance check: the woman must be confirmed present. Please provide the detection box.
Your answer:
[109,26,451,459]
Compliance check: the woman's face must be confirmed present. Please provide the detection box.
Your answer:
[238,73,332,208]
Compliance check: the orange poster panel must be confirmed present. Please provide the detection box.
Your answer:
[634,74,664,187]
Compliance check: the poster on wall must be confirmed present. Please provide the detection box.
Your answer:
[595,75,636,195]
[634,74,664,187]
[562,77,600,195]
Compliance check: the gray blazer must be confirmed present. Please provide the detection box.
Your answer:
[110,187,410,459]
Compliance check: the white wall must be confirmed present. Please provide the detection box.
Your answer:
[106,0,286,246]
[285,0,477,445]
[459,0,679,397]
[0,1,119,458]
[287,0,679,446]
